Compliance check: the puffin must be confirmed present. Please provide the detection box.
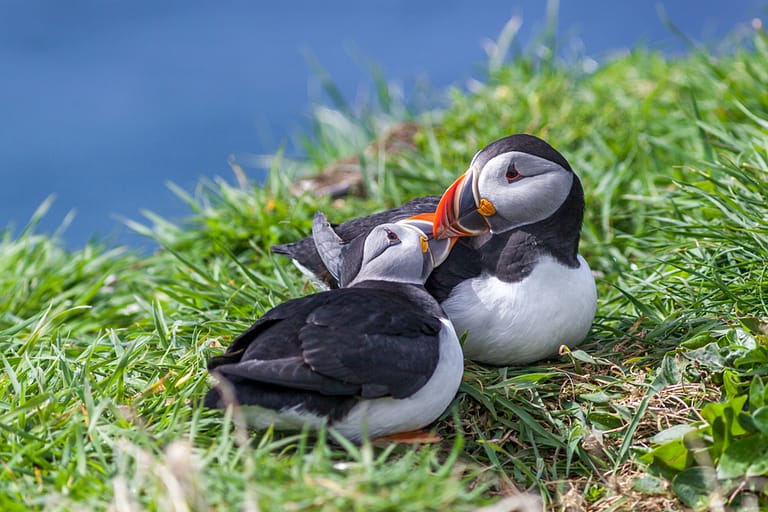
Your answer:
[312,211,454,288]
[204,215,463,443]
[274,197,442,289]
[272,134,597,365]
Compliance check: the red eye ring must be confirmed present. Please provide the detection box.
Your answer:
[505,163,522,183]
[385,230,399,242]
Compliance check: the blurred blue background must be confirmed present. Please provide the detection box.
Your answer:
[1,0,765,249]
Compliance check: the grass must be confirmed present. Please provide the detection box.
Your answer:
[2,17,768,511]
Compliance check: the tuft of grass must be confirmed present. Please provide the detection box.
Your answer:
[3,17,768,511]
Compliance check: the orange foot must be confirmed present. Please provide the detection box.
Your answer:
[373,429,442,445]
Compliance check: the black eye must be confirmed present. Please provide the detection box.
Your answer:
[505,163,522,183]
[385,230,399,243]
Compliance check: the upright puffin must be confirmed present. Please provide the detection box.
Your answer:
[272,134,597,365]
[204,216,462,443]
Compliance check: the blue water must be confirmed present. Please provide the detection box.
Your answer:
[1,1,765,250]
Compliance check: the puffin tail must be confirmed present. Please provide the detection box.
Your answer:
[271,241,299,257]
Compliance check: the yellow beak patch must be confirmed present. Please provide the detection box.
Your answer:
[420,236,429,253]
[478,198,496,217]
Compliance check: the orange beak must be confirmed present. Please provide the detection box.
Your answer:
[399,212,458,267]
[433,167,493,240]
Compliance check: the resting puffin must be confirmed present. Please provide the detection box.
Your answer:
[273,198,442,289]
[204,217,462,443]
[272,134,597,365]
[311,211,454,288]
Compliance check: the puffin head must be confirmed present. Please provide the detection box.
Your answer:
[350,218,457,286]
[394,212,456,273]
[312,212,457,287]
[433,134,577,239]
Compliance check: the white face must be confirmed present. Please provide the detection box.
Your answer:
[474,151,573,233]
[395,218,454,269]
[349,223,432,286]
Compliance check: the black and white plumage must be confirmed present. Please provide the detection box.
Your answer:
[272,134,597,365]
[273,197,441,288]
[205,222,463,442]
[311,211,453,288]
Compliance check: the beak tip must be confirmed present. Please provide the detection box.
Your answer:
[432,221,455,241]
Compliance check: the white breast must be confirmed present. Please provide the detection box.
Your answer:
[333,319,464,442]
[441,255,597,365]
[240,404,326,432]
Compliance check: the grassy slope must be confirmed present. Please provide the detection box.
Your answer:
[2,26,768,511]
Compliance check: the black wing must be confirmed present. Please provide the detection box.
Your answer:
[209,287,442,400]
[207,295,317,368]
[298,288,442,398]
[271,196,440,288]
